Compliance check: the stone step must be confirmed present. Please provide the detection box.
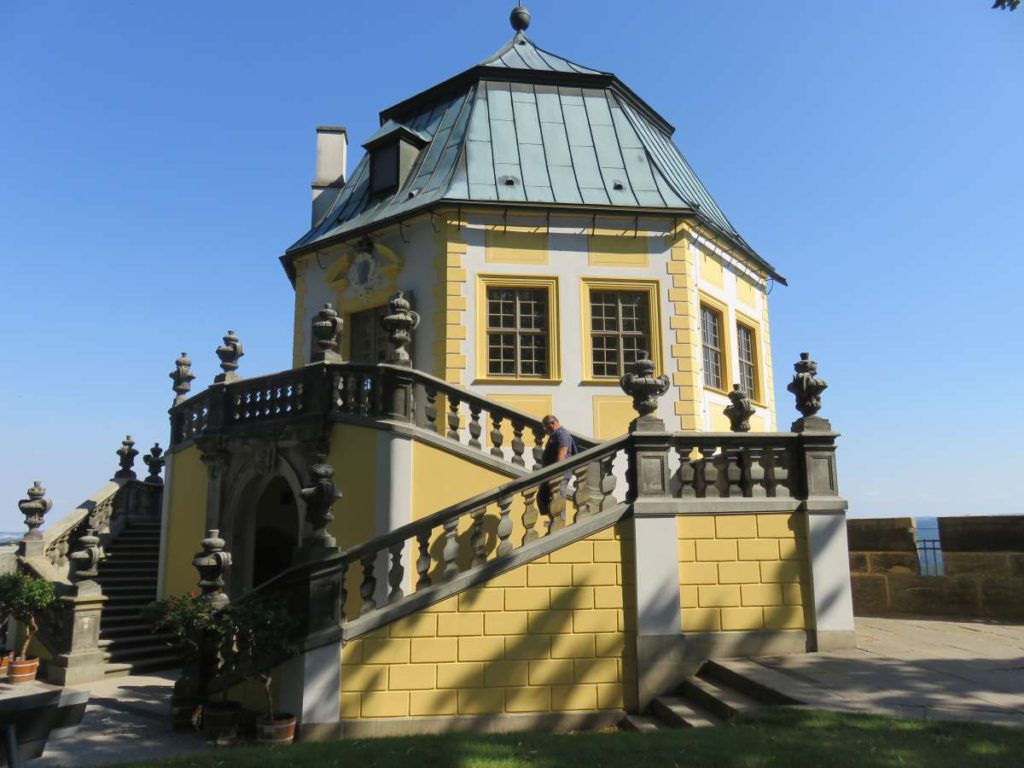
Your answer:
[680,676,762,721]
[107,641,179,662]
[101,613,155,629]
[650,696,721,728]
[701,660,802,705]
[122,654,181,674]
[103,551,159,561]
[618,713,662,732]
[103,662,134,678]
[101,587,158,599]
[102,631,176,647]
[97,565,158,576]
[100,623,164,639]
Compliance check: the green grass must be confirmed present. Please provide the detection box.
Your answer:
[116,709,1022,768]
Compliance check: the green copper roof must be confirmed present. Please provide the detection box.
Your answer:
[287,25,778,281]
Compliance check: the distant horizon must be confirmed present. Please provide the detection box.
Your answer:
[2,1,1022,529]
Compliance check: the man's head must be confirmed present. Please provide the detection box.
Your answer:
[541,415,560,435]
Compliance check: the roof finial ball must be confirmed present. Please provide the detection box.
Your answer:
[510,4,531,32]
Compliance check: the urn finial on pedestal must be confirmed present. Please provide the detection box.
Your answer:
[724,384,756,433]
[69,528,105,584]
[311,303,343,363]
[299,454,341,552]
[619,353,670,431]
[381,291,420,366]
[787,352,830,432]
[214,331,244,383]
[114,436,138,480]
[193,530,232,610]
[143,443,166,485]
[170,352,196,405]
[19,481,52,540]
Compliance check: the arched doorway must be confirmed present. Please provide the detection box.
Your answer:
[249,476,299,588]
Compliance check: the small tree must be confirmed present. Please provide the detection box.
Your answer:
[142,592,219,665]
[0,572,57,660]
[222,596,296,723]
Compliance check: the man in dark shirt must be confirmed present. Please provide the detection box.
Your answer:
[538,415,576,518]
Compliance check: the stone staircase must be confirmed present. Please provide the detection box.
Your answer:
[621,660,800,731]
[96,521,180,676]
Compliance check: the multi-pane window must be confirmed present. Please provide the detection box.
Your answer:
[701,305,724,390]
[486,287,549,377]
[736,323,758,399]
[590,290,651,378]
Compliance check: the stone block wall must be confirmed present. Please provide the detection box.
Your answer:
[677,514,812,633]
[339,524,638,723]
[848,515,1024,621]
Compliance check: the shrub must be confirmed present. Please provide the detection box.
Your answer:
[0,572,57,660]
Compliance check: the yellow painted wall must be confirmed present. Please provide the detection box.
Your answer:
[592,396,634,440]
[485,228,549,265]
[340,523,637,719]
[588,233,648,268]
[292,256,308,369]
[433,221,468,384]
[666,229,702,431]
[677,514,812,632]
[163,445,208,597]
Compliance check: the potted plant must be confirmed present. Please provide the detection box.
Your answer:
[0,572,56,683]
[142,592,239,740]
[223,596,297,745]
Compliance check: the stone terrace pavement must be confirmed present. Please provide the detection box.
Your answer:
[36,672,206,767]
[742,616,1024,727]
[33,618,1024,766]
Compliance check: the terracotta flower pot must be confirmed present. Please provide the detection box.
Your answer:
[0,651,12,678]
[256,714,296,745]
[9,657,39,684]
[203,701,242,746]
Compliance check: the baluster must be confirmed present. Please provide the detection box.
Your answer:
[345,373,357,414]
[468,405,482,450]
[572,463,591,522]
[749,446,767,498]
[470,506,487,567]
[372,373,385,415]
[339,561,349,622]
[496,496,513,557]
[415,531,432,590]
[598,453,618,512]
[727,448,743,496]
[531,426,545,470]
[676,446,697,498]
[510,420,526,467]
[442,518,460,580]
[693,447,708,498]
[760,448,777,498]
[711,451,730,497]
[774,448,792,497]
[521,486,539,544]
[490,413,504,459]
[447,395,461,441]
[357,376,371,416]
[738,447,754,497]
[359,552,377,615]
[547,477,566,533]
[387,542,404,603]
[424,385,438,431]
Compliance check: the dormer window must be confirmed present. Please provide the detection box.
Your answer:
[362,120,430,198]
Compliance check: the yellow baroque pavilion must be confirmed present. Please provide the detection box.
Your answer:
[16,5,855,740]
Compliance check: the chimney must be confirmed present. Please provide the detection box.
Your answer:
[312,126,347,226]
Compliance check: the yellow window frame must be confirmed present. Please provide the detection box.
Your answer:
[580,278,663,384]
[698,292,731,396]
[735,311,765,406]
[475,275,561,385]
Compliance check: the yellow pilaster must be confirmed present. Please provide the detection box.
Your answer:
[667,226,702,430]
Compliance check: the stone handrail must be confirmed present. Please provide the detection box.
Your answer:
[199,435,631,693]
[21,481,122,585]
[668,432,802,499]
[170,361,596,470]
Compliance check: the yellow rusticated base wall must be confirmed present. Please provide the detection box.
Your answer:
[678,514,813,632]
[340,523,637,720]
[163,444,209,597]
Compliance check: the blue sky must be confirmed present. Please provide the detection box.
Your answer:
[1,1,1021,531]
